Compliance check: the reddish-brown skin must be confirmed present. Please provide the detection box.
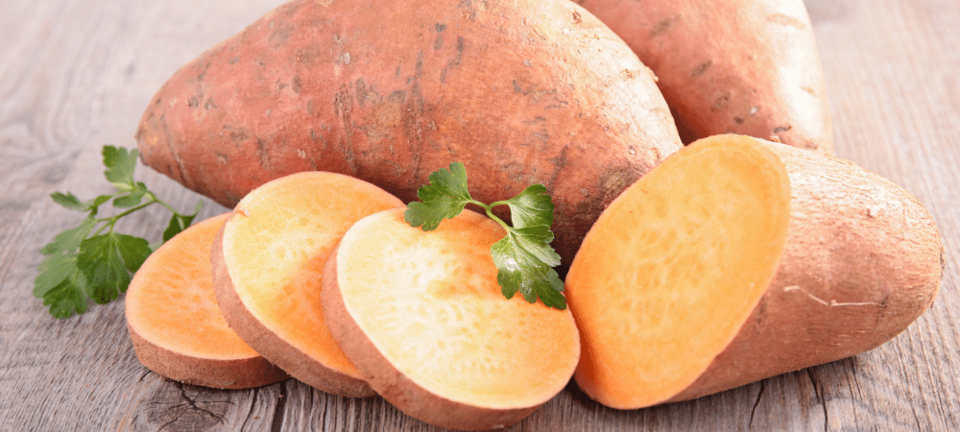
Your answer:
[211,222,375,398]
[127,324,289,390]
[576,0,834,154]
[669,139,942,401]
[136,0,682,267]
[321,246,543,431]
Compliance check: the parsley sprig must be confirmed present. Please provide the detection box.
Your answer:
[34,145,202,319]
[405,162,566,310]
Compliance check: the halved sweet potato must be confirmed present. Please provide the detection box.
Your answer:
[126,213,288,389]
[211,172,403,397]
[322,209,581,430]
[566,134,942,409]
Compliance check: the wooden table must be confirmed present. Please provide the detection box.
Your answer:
[2,0,957,430]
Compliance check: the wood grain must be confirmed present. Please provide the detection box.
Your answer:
[0,0,958,431]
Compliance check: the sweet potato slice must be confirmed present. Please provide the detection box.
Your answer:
[566,134,942,409]
[211,172,403,397]
[322,209,581,430]
[126,213,288,389]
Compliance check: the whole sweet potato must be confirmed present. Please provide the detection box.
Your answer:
[136,0,682,266]
[576,0,834,153]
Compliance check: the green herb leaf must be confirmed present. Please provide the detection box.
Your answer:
[404,162,473,231]
[503,184,555,229]
[34,253,88,318]
[162,201,202,242]
[406,162,566,309]
[41,274,89,319]
[491,229,566,310]
[102,145,138,190]
[112,183,147,208]
[51,192,88,211]
[76,233,151,304]
[36,145,203,318]
[39,217,97,256]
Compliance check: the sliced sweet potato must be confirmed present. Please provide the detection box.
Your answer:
[125,213,288,389]
[136,0,683,267]
[566,134,942,409]
[322,209,581,430]
[576,0,834,153]
[211,172,403,397]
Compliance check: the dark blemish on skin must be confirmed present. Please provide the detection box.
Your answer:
[711,92,731,112]
[773,125,793,134]
[572,11,582,24]
[692,60,713,77]
[434,23,446,50]
[256,139,270,169]
[292,75,302,94]
[439,37,465,83]
[650,15,680,38]
[513,80,522,93]
[204,99,217,110]
[395,67,401,77]
[188,97,199,108]
[734,116,744,124]
[229,57,239,64]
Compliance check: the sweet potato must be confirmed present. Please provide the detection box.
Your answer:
[565,134,942,409]
[211,172,403,397]
[321,209,581,430]
[575,0,834,153]
[136,0,683,267]
[125,213,288,389]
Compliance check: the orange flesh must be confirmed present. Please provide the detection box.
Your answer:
[335,209,581,408]
[126,213,256,359]
[565,135,791,409]
[220,172,403,378]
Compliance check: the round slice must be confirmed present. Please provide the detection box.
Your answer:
[322,209,581,431]
[212,172,403,397]
[126,213,288,389]
[566,134,942,409]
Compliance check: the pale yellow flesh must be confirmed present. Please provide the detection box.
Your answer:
[126,213,257,360]
[336,209,581,409]
[566,135,792,409]
[221,172,403,378]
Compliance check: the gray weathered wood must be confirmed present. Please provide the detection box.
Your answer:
[1,0,958,430]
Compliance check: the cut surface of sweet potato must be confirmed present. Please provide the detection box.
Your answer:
[566,134,942,409]
[212,172,403,397]
[126,213,288,389]
[567,136,792,408]
[322,209,580,430]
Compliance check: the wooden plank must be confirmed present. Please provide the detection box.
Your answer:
[0,0,958,431]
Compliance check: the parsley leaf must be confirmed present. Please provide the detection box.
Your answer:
[406,162,566,309]
[503,184,555,229]
[102,145,138,190]
[405,162,473,231]
[34,145,203,318]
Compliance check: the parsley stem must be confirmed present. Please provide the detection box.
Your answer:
[468,199,512,232]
